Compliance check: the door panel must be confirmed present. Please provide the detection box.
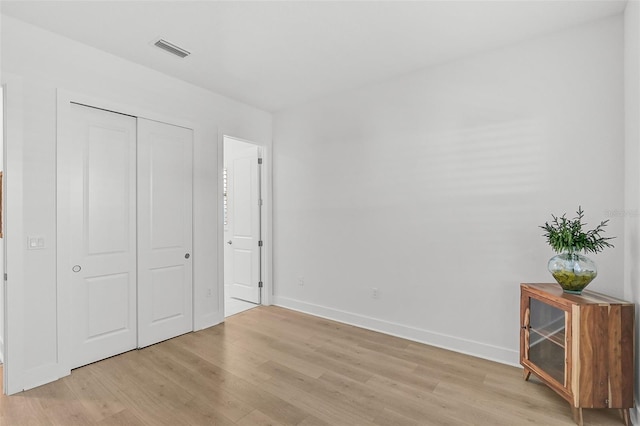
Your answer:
[150,265,186,322]
[149,135,186,249]
[69,104,137,369]
[137,118,193,348]
[87,127,131,255]
[85,273,130,337]
[226,144,260,303]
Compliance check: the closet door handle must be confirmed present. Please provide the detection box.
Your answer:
[72,265,82,273]
[227,240,233,245]
[185,253,190,259]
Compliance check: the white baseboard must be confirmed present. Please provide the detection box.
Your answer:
[272,296,520,367]
[21,362,68,393]
[195,311,223,331]
[631,405,639,426]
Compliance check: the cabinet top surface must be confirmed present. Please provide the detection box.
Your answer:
[521,283,633,306]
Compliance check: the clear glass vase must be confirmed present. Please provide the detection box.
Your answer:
[547,252,597,294]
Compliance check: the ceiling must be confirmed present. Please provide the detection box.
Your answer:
[0,1,628,112]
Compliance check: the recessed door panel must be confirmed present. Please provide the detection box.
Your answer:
[84,273,130,339]
[149,134,186,250]
[233,249,253,285]
[151,265,186,323]
[86,127,131,255]
[233,158,253,237]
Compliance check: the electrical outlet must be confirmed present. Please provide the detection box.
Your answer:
[297,277,304,286]
[372,288,379,299]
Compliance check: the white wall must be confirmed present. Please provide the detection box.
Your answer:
[273,16,625,365]
[0,85,4,364]
[624,1,640,422]
[1,15,271,392]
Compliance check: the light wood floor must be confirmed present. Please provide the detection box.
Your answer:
[0,306,628,425]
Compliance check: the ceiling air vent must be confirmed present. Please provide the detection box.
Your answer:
[154,39,190,58]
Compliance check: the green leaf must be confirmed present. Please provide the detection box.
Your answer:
[540,206,615,254]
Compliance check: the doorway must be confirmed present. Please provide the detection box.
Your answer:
[223,136,262,317]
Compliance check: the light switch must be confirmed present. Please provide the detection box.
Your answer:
[27,236,45,250]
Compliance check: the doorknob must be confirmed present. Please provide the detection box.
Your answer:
[72,265,82,273]
[227,240,233,245]
[185,253,190,259]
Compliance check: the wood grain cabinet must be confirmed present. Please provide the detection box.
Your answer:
[520,283,634,426]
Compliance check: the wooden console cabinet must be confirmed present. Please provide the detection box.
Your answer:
[520,283,634,426]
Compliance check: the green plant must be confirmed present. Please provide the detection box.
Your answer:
[540,206,615,254]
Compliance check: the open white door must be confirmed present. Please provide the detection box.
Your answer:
[68,104,138,369]
[225,143,261,304]
[137,118,193,348]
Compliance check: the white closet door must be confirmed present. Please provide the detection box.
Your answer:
[69,104,137,369]
[137,118,193,348]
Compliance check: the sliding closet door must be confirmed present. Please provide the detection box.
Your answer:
[68,104,137,369]
[137,118,193,348]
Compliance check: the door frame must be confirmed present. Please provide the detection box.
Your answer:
[56,89,198,378]
[219,135,273,312]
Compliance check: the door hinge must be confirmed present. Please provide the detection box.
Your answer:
[259,198,263,206]
[3,273,6,281]
[258,281,263,288]
[258,158,263,165]
[258,240,263,247]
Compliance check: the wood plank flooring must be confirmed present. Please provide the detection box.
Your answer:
[0,306,628,425]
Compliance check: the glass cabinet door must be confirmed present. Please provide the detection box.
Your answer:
[527,298,566,385]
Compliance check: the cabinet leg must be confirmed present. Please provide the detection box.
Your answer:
[523,368,531,381]
[571,407,583,426]
[620,408,630,426]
